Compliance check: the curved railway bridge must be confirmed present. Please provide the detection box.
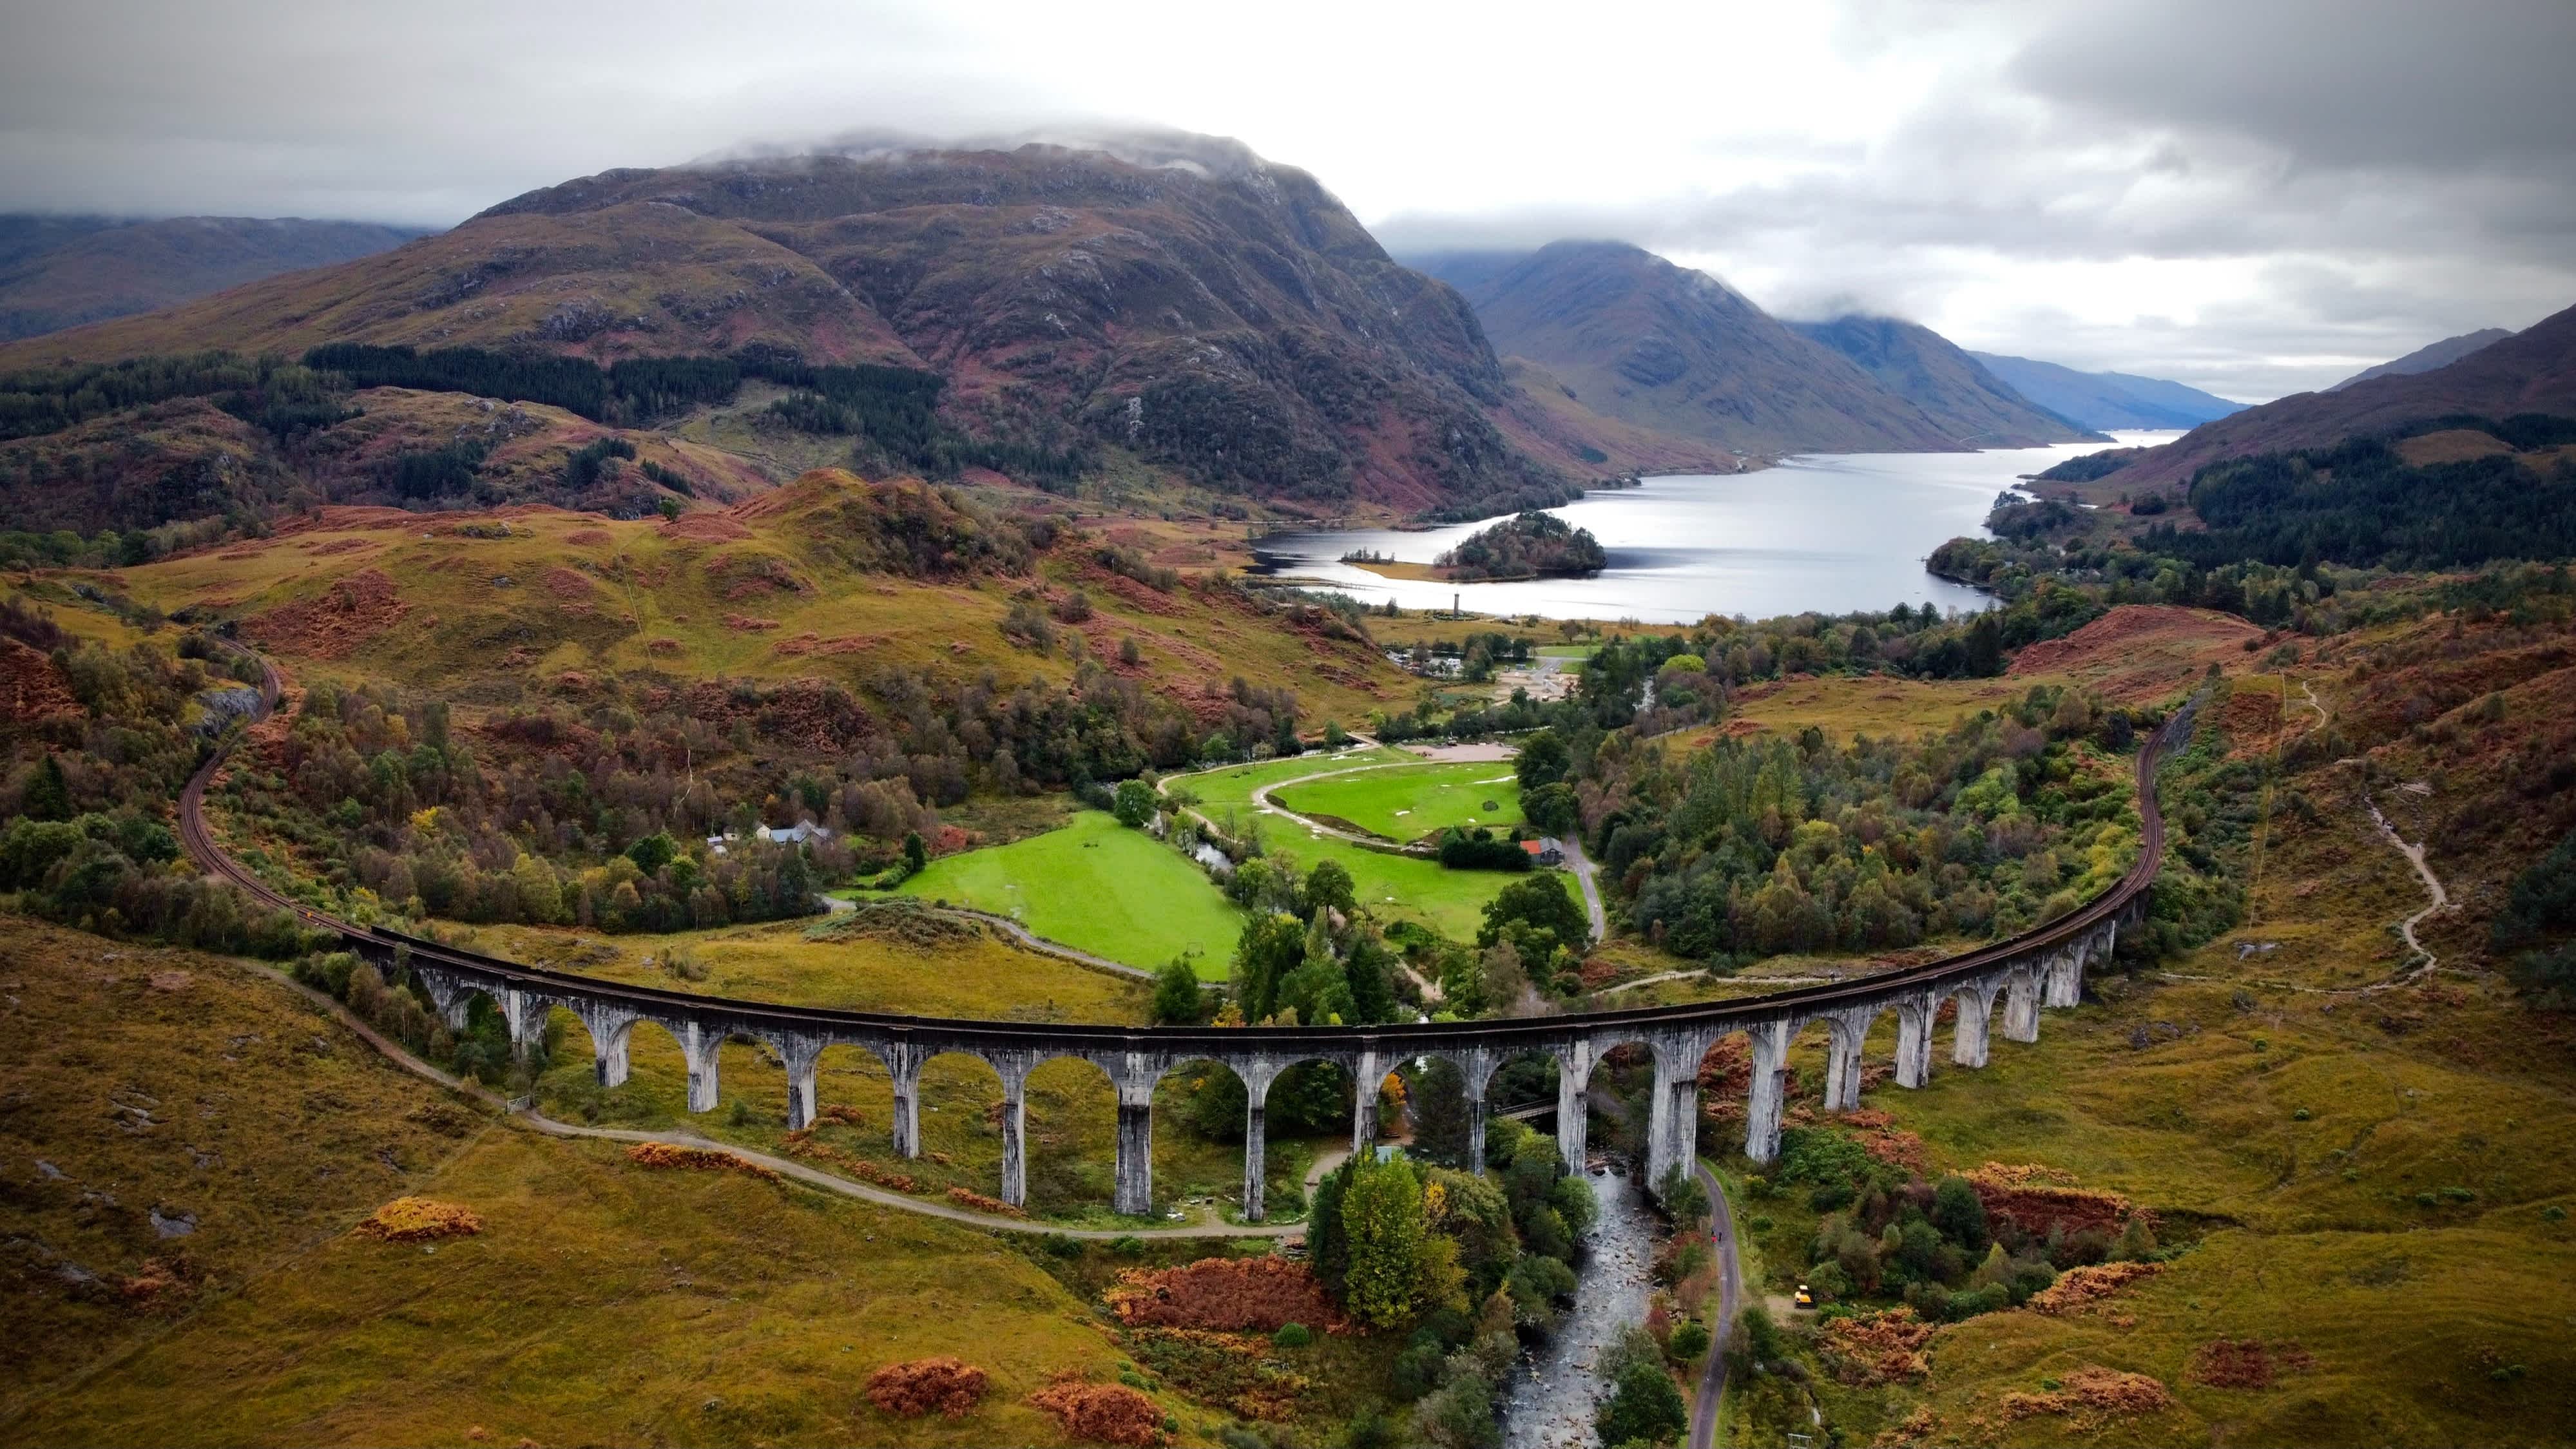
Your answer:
[182,648,2193,1220]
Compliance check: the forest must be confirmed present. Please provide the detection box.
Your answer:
[1552,684,2149,965]
[2146,423,2576,570]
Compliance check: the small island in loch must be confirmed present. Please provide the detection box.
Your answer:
[1344,510,1609,582]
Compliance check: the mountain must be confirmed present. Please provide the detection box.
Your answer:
[1411,241,1966,456]
[1968,352,2247,432]
[0,140,1572,517]
[2327,327,2515,391]
[2095,300,2576,493]
[0,215,426,342]
[1787,315,2103,446]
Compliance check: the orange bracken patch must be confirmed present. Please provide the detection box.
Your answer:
[622,1142,780,1182]
[355,1196,485,1242]
[242,569,411,660]
[2028,1260,2162,1315]
[1027,1381,1165,1446]
[865,1357,990,1418]
[1104,1256,1344,1334]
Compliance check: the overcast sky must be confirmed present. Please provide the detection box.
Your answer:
[5,0,2571,400]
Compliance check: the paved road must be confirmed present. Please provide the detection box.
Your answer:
[1687,1158,1745,1449]
[1559,832,1608,943]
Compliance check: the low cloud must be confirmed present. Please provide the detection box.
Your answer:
[0,0,2567,398]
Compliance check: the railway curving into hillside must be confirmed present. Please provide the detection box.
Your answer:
[179,640,2194,1226]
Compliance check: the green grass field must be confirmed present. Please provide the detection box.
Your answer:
[1249,826,1532,942]
[1167,746,1407,822]
[892,811,1244,975]
[1175,753,1538,941]
[1272,761,1523,841]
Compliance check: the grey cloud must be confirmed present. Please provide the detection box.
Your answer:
[2010,0,2576,174]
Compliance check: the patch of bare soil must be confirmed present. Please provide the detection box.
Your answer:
[242,569,411,660]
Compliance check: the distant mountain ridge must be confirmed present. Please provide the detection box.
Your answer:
[2087,300,2576,492]
[1967,352,2246,432]
[0,144,1588,517]
[1787,315,2102,446]
[1412,241,1976,456]
[2327,327,2515,391]
[0,214,427,342]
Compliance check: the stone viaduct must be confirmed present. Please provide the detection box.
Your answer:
[191,642,2192,1222]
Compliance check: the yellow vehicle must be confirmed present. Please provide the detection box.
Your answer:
[1794,1283,1816,1309]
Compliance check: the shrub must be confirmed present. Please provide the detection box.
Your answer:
[1028,1381,1165,1445]
[1114,778,1157,827]
[1667,1318,1711,1363]
[1273,1322,1312,1348]
[1151,957,1206,1024]
[1595,1354,1687,1446]
[865,1357,988,1418]
[1104,1256,1344,1334]
[623,1142,780,1181]
[354,1197,483,1242]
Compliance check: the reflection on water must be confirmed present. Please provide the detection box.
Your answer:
[1251,433,2178,624]
[1501,1166,1657,1449]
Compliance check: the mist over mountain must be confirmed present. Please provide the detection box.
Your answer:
[0,214,427,342]
[1968,352,2247,432]
[1,144,1585,517]
[2327,327,2515,392]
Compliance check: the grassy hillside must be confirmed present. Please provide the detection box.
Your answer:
[893,809,1245,974]
[0,914,1176,1447]
[98,473,1404,725]
[1698,582,2576,1448]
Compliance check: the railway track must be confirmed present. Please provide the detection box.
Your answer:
[176,638,2190,1057]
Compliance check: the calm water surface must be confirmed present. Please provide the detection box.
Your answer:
[1252,432,2177,624]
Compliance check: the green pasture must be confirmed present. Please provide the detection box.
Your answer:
[1273,761,1524,841]
[1251,826,1534,941]
[1167,745,1406,820]
[890,810,1243,975]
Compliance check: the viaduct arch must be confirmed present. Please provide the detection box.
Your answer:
[182,647,2192,1220]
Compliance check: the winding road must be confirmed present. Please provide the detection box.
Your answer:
[1179,749,1608,943]
[180,639,2189,1259]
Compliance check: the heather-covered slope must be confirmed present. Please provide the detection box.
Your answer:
[2101,301,2576,492]
[3,142,1573,517]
